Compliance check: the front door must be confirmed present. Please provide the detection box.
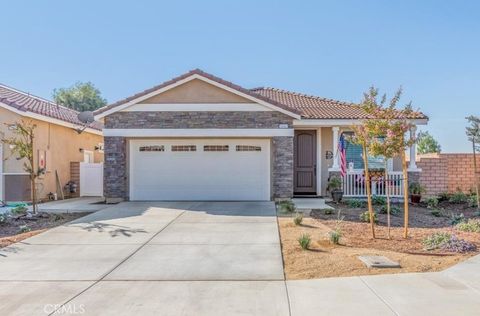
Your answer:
[294,130,317,194]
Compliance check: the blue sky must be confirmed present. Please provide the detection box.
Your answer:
[1,0,479,152]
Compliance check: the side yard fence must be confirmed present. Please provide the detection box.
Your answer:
[417,153,480,196]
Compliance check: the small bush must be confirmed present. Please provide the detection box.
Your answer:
[468,195,478,208]
[298,234,311,250]
[11,205,28,215]
[328,229,342,245]
[449,191,468,204]
[371,196,386,206]
[442,235,477,253]
[456,219,480,233]
[53,214,64,221]
[293,213,303,226]
[345,199,365,208]
[438,192,451,202]
[430,209,443,217]
[425,197,439,209]
[18,225,31,234]
[278,200,296,213]
[450,213,465,226]
[359,211,378,223]
[323,208,334,215]
[378,205,401,216]
[422,232,452,250]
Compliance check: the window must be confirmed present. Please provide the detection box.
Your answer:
[345,140,385,169]
[172,145,196,152]
[204,145,229,152]
[139,145,165,152]
[236,145,261,152]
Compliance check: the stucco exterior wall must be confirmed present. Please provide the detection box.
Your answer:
[0,106,104,201]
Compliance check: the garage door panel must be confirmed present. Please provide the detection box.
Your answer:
[129,139,270,201]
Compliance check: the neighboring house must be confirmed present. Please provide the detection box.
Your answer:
[0,84,104,202]
[95,69,428,203]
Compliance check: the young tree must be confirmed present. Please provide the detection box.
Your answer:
[466,115,480,210]
[53,82,107,112]
[417,131,441,154]
[352,87,416,239]
[1,120,44,214]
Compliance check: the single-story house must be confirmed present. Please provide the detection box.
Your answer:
[0,84,104,202]
[94,69,428,202]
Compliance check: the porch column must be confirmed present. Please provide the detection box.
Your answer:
[331,126,340,171]
[408,125,420,171]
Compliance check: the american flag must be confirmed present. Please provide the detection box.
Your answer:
[338,134,347,177]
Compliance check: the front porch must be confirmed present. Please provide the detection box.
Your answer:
[292,123,423,198]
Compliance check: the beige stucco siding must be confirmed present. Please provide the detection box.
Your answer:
[1,106,104,200]
[142,79,252,104]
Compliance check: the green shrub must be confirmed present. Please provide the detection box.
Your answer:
[371,196,386,206]
[409,182,425,195]
[422,232,451,250]
[468,195,478,208]
[378,205,401,216]
[359,211,378,223]
[11,205,28,215]
[0,213,8,225]
[345,199,365,208]
[430,209,443,217]
[456,219,480,233]
[18,225,31,234]
[293,213,303,226]
[298,234,311,250]
[328,229,342,245]
[425,197,439,209]
[450,213,465,226]
[53,214,64,221]
[278,200,296,213]
[449,191,468,204]
[438,192,451,202]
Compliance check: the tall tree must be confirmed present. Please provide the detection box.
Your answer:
[417,131,441,154]
[2,120,44,214]
[466,115,480,210]
[53,82,107,112]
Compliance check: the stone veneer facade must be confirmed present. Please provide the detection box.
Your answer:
[104,111,294,202]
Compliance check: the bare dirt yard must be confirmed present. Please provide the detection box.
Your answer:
[278,199,480,280]
[0,212,90,248]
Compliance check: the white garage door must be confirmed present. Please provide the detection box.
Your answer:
[129,139,270,201]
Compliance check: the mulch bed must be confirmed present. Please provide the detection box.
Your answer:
[0,212,90,248]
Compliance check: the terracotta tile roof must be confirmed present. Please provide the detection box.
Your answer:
[250,87,428,120]
[0,83,102,131]
[94,68,427,121]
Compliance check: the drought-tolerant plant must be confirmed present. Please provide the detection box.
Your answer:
[456,219,480,233]
[328,211,344,245]
[422,232,452,250]
[425,197,439,209]
[0,213,8,225]
[53,214,64,221]
[468,194,479,208]
[450,213,466,226]
[18,225,31,233]
[293,212,303,226]
[298,234,311,250]
[378,205,401,216]
[449,190,468,204]
[371,195,387,206]
[360,211,378,223]
[345,199,366,208]
[438,192,451,202]
[278,200,296,213]
[430,209,443,217]
[11,205,28,215]
[442,235,477,253]
[409,182,426,195]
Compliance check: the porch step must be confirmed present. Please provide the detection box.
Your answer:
[292,198,334,216]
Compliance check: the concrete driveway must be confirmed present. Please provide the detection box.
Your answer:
[0,201,288,315]
[1,201,480,315]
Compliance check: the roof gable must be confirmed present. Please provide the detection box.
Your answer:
[94,69,302,119]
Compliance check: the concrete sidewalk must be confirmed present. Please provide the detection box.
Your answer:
[0,201,479,315]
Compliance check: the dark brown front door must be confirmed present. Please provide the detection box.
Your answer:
[294,130,317,194]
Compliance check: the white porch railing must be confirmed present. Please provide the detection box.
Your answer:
[342,170,404,197]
